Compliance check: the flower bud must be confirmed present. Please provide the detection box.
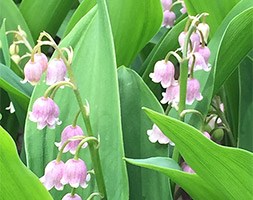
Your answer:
[149,60,175,88]
[197,23,210,44]
[11,54,21,64]
[22,60,43,85]
[212,129,224,142]
[46,58,67,85]
[9,43,19,55]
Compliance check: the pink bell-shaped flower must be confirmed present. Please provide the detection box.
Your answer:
[55,125,86,155]
[189,52,210,72]
[162,10,176,28]
[61,158,89,188]
[180,1,187,14]
[160,82,180,106]
[29,97,61,130]
[203,131,211,139]
[46,58,67,85]
[147,124,174,145]
[62,193,82,200]
[40,160,65,190]
[197,46,211,64]
[161,0,172,10]
[178,31,200,51]
[34,53,48,72]
[181,162,195,173]
[186,78,203,105]
[22,60,43,85]
[149,60,175,88]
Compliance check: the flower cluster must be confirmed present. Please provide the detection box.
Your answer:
[161,0,187,28]
[8,29,98,200]
[147,14,211,145]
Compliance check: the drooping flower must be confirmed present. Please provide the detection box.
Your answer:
[180,1,187,14]
[181,162,195,173]
[34,52,48,72]
[29,97,61,130]
[162,10,176,28]
[149,60,175,88]
[46,58,67,85]
[197,46,211,65]
[40,160,65,190]
[197,22,210,44]
[22,60,43,85]
[62,193,82,200]
[178,31,200,51]
[188,52,210,72]
[147,124,174,145]
[55,125,86,155]
[160,82,180,106]
[161,0,172,10]
[61,158,89,188]
[203,131,211,139]
[186,78,203,105]
[5,102,15,113]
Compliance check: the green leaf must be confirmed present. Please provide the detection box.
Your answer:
[187,0,253,128]
[24,2,128,199]
[238,55,253,151]
[118,67,172,200]
[0,19,10,66]
[0,63,32,110]
[107,0,163,66]
[0,126,52,200]
[137,108,253,199]
[213,6,253,93]
[19,0,76,40]
[0,0,33,44]
[63,0,96,37]
[184,0,240,36]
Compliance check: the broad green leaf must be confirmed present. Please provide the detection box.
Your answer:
[107,0,163,66]
[0,126,52,200]
[24,2,128,200]
[118,67,172,200]
[238,55,253,151]
[0,19,10,66]
[0,0,33,44]
[137,108,253,199]
[0,63,32,110]
[213,7,253,93]
[222,69,239,144]
[64,0,96,37]
[187,0,253,128]
[184,0,240,36]
[19,0,76,40]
